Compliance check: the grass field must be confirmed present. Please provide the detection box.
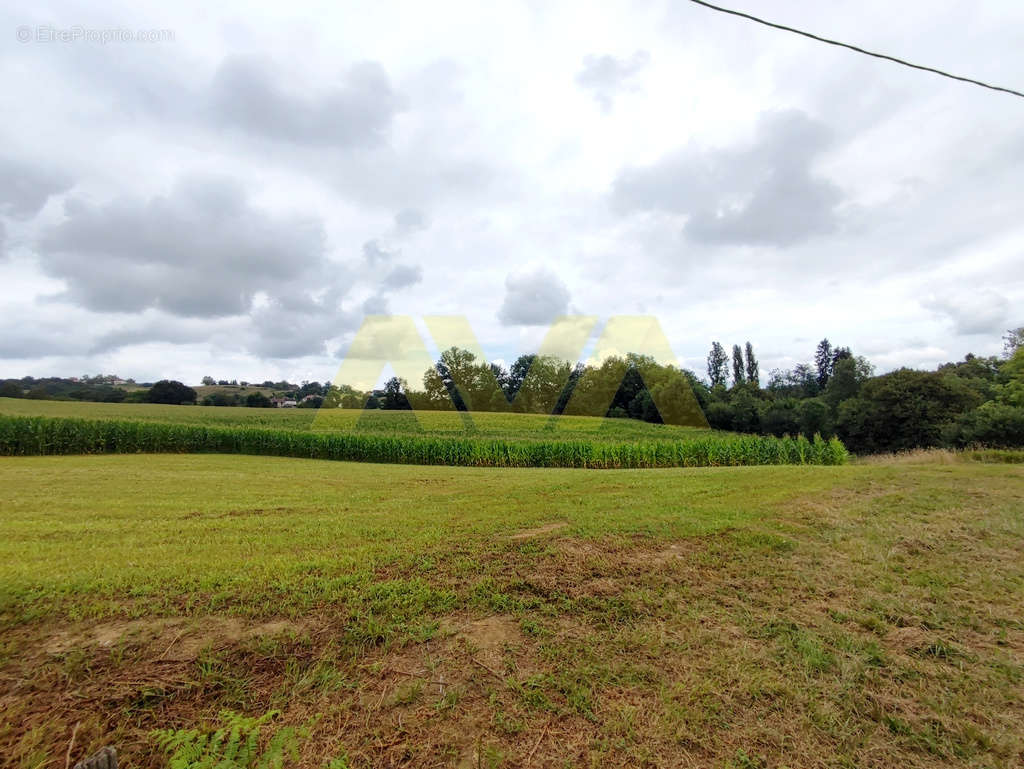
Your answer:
[0,398,716,443]
[1,453,1022,768]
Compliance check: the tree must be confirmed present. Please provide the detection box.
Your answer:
[507,354,536,403]
[732,345,745,387]
[202,392,238,406]
[759,398,800,437]
[944,402,1024,448]
[1003,327,1024,357]
[729,387,760,432]
[201,376,216,386]
[836,368,979,453]
[823,356,860,414]
[704,401,733,430]
[797,398,831,438]
[0,380,22,398]
[382,376,412,410]
[433,347,479,410]
[489,363,510,402]
[706,342,729,388]
[744,341,759,387]
[147,380,197,405]
[767,365,819,398]
[815,339,833,388]
[993,347,1024,408]
[245,392,273,408]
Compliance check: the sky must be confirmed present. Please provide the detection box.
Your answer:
[1,0,1021,387]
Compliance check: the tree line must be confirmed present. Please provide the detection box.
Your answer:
[361,327,1024,453]
[2,327,1021,453]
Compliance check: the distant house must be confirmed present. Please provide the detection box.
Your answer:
[271,397,297,408]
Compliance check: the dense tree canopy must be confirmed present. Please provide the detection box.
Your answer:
[147,380,197,405]
[835,369,980,453]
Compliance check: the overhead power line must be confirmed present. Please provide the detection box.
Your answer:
[687,0,1024,100]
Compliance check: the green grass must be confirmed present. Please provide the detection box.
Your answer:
[0,455,846,620]
[0,397,716,442]
[1,454,1023,768]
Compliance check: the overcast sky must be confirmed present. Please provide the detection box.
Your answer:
[1,0,1021,386]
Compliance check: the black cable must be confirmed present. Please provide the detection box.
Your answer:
[687,0,1024,100]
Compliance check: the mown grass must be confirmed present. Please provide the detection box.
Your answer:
[1,454,1022,768]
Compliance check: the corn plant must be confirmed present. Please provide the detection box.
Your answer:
[0,415,848,467]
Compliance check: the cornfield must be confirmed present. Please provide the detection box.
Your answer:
[0,415,849,468]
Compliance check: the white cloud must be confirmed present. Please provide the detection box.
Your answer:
[498,269,571,326]
[923,290,1010,336]
[1,0,1022,382]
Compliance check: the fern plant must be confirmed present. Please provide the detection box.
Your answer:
[152,710,304,769]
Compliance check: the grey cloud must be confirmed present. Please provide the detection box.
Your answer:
[498,269,570,326]
[576,51,650,111]
[362,294,389,314]
[923,290,1010,335]
[382,264,422,290]
[89,319,216,354]
[612,110,844,246]
[209,57,404,148]
[249,289,356,359]
[36,176,328,318]
[0,156,72,219]
[0,323,82,359]
[362,239,396,266]
[393,208,429,236]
